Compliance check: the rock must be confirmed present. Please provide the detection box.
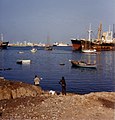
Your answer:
[0,79,42,100]
[0,78,115,120]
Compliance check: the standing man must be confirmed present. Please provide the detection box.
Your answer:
[34,75,41,86]
[59,76,66,95]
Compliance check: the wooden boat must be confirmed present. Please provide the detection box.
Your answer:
[44,34,53,51]
[44,46,53,50]
[16,60,31,64]
[69,53,97,69]
[30,48,37,53]
[69,60,97,69]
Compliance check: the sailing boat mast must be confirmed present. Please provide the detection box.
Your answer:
[113,24,115,38]
[88,24,92,42]
[0,33,3,41]
[97,22,102,42]
[45,33,53,50]
[47,33,50,46]
[82,24,96,53]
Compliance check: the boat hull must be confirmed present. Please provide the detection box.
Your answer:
[30,48,37,53]
[0,42,9,49]
[71,39,82,51]
[44,46,53,50]
[71,39,115,51]
[92,43,115,51]
[16,60,31,64]
[70,60,97,69]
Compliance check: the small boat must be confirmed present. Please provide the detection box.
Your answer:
[69,60,97,69]
[60,63,65,66]
[44,34,53,50]
[81,25,97,53]
[53,42,69,46]
[44,46,53,51]
[82,49,96,53]
[16,60,31,64]
[0,34,9,49]
[18,51,24,54]
[30,48,37,53]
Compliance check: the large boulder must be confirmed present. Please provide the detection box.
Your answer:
[0,78,43,100]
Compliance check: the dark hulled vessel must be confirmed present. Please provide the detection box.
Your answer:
[0,41,9,49]
[0,34,9,49]
[71,24,115,51]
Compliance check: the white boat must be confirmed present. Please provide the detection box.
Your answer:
[16,60,31,64]
[82,49,96,53]
[81,24,97,53]
[53,42,69,46]
[69,60,97,69]
[30,48,37,53]
[18,51,24,54]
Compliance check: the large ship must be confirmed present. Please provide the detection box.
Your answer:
[0,34,9,49]
[71,39,84,50]
[71,23,115,51]
[0,41,9,49]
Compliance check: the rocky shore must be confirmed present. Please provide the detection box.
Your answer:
[0,78,115,120]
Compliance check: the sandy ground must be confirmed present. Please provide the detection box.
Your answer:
[0,78,115,120]
[0,92,115,120]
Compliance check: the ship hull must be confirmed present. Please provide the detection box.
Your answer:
[71,39,82,51]
[0,42,9,49]
[92,43,115,51]
[71,39,115,51]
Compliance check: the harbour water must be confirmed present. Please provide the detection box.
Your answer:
[0,46,115,94]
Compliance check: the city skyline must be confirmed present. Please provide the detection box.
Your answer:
[0,0,115,44]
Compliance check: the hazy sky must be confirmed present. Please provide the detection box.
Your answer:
[0,0,115,44]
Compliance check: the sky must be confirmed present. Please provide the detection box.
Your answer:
[0,0,115,44]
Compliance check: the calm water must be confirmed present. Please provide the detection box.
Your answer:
[0,46,115,94]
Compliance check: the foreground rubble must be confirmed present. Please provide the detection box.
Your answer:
[0,78,115,120]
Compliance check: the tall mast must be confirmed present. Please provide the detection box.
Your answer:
[47,33,50,45]
[97,22,102,41]
[0,33,3,41]
[113,24,115,38]
[109,25,111,33]
[88,24,92,41]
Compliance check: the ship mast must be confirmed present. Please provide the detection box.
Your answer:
[0,33,3,41]
[113,24,115,38]
[97,22,102,41]
[88,24,92,41]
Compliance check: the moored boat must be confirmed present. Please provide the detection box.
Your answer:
[53,42,69,46]
[44,45,53,50]
[45,34,53,51]
[0,41,9,49]
[71,24,115,51]
[0,34,9,49]
[81,24,97,53]
[82,49,96,53]
[16,60,31,64]
[69,60,97,69]
[30,48,37,53]
[71,39,83,51]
